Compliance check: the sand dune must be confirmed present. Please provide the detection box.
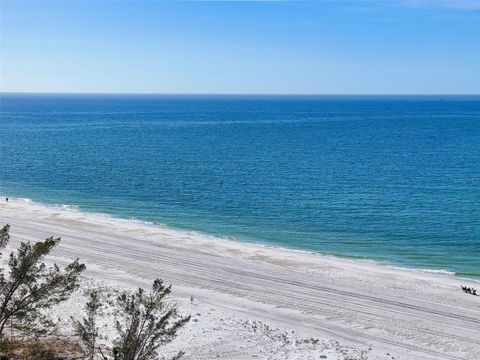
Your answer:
[1,200,479,359]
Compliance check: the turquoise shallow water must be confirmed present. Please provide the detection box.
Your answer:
[0,94,479,277]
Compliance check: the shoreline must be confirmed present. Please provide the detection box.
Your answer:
[0,195,471,281]
[1,198,480,359]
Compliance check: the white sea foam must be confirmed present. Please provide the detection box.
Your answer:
[56,203,80,211]
[386,266,456,276]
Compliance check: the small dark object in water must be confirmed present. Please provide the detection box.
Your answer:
[5,198,8,202]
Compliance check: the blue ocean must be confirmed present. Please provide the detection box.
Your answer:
[1,94,479,277]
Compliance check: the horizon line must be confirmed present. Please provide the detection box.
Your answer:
[1,91,479,97]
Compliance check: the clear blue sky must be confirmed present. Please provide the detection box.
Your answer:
[1,0,479,94]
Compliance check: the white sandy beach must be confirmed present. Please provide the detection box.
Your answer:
[0,199,479,360]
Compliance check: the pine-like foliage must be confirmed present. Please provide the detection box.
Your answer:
[0,224,86,338]
[0,225,10,251]
[73,290,103,360]
[112,279,190,360]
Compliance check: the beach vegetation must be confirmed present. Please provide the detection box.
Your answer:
[0,337,83,360]
[0,225,190,359]
[110,278,190,360]
[73,290,104,360]
[0,224,85,339]
[73,279,190,360]
[0,225,9,251]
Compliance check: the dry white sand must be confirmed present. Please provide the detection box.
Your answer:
[0,199,479,359]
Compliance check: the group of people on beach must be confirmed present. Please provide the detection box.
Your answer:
[461,285,477,295]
